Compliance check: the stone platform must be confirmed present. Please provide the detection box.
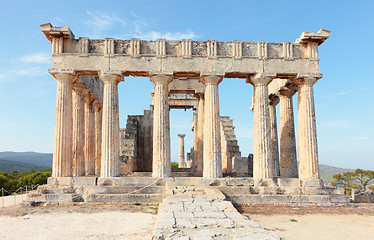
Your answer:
[26,177,350,206]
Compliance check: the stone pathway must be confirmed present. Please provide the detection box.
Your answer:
[152,187,280,240]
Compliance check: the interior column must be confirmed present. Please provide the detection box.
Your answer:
[269,96,280,177]
[72,82,87,176]
[279,88,298,178]
[85,93,96,175]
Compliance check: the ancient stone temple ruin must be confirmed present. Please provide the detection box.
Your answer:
[28,23,350,207]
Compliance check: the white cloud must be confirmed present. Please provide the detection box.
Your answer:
[86,11,126,29]
[319,120,362,129]
[348,136,370,141]
[134,30,197,40]
[19,52,51,64]
[11,67,47,77]
[84,11,197,40]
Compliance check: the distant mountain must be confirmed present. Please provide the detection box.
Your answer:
[319,164,353,184]
[0,151,52,167]
[0,159,49,172]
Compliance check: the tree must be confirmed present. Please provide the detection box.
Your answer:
[332,169,374,195]
[352,169,374,190]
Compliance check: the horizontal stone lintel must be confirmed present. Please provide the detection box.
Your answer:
[52,55,321,78]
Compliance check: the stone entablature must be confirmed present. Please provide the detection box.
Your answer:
[41,23,329,77]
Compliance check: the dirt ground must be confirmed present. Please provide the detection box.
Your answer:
[0,204,158,240]
[1,204,374,240]
[239,204,374,240]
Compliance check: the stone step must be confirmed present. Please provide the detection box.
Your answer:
[84,186,163,194]
[86,193,162,204]
[226,194,351,205]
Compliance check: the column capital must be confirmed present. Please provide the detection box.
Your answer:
[194,92,204,100]
[294,74,322,86]
[269,94,279,106]
[98,70,124,84]
[73,81,89,94]
[150,75,173,85]
[84,92,95,104]
[49,69,77,83]
[278,86,297,98]
[199,75,223,85]
[178,134,186,138]
[247,73,275,86]
[294,77,318,87]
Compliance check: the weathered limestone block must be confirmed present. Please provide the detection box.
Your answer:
[200,75,223,178]
[248,73,274,179]
[232,156,249,175]
[99,71,123,177]
[72,82,87,176]
[295,77,319,179]
[221,116,242,174]
[50,70,76,177]
[151,75,173,178]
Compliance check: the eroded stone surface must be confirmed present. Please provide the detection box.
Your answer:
[152,187,280,240]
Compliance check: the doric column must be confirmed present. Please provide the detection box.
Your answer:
[178,134,186,168]
[50,70,76,178]
[269,96,280,177]
[248,73,274,179]
[94,101,102,175]
[195,93,204,173]
[151,75,173,178]
[200,76,222,178]
[295,77,319,179]
[279,88,298,178]
[72,82,87,176]
[192,111,197,168]
[84,93,96,176]
[98,71,124,178]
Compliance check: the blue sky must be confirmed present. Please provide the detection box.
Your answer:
[0,0,373,170]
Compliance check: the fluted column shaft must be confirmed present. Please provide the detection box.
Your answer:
[279,90,298,178]
[151,75,173,178]
[51,71,75,178]
[72,83,86,176]
[200,76,222,178]
[85,93,96,175]
[269,98,280,177]
[178,134,186,168]
[296,77,319,179]
[195,94,204,173]
[99,71,123,177]
[192,112,197,168]
[95,102,102,175]
[249,74,274,178]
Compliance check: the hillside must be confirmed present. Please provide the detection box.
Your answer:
[0,151,52,167]
[0,159,49,172]
[319,164,352,184]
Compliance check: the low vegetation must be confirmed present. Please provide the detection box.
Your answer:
[331,169,374,195]
[0,170,51,195]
